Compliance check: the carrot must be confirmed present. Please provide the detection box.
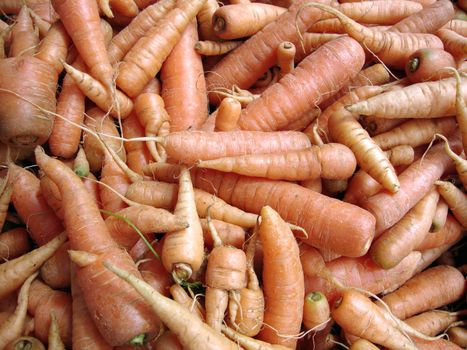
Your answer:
[151,331,183,350]
[0,272,38,350]
[379,265,465,320]
[116,0,206,98]
[405,48,457,83]
[107,0,176,64]
[70,264,112,350]
[99,153,131,214]
[212,3,286,40]
[197,0,219,41]
[436,29,467,61]
[420,215,464,252]
[4,337,46,350]
[237,36,365,131]
[222,325,291,350]
[362,118,408,138]
[137,244,172,297]
[153,130,312,164]
[169,283,205,320]
[370,187,439,269]
[105,262,240,350]
[214,97,242,131]
[34,147,161,346]
[389,0,455,33]
[28,8,50,37]
[447,327,467,348]
[109,0,139,17]
[384,145,415,166]
[104,205,189,249]
[257,206,304,348]
[82,108,126,172]
[27,279,72,347]
[349,339,379,350]
[0,178,12,231]
[8,5,39,57]
[161,20,208,132]
[362,134,462,234]
[197,143,357,181]
[194,40,242,56]
[205,0,331,104]
[451,68,467,155]
[51,0,113,87]
[48,312,65,350]
[276,41,295,78]
[0,227,31,261]
[334,290,417,349]
[348,80,465,121]
[0,0,59,23]
[39,241,71,289]
[161,167,204,282]
[293,32,342,62]
[121,113,152,175]
[435,181,467,227]
[303,291,330,332]
[442,19,467,37]
[343,170,381,206]
[307,18,346,33]
[430,197,449,232]
[308,2,444,69]
[436,133,467,189]
[35,21,71,75]
[372,118,458,150]
[62,61,134,119]
[405,309,462,337]
[201,219,246,249]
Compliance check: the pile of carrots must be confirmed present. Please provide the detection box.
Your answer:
[0,0,466,349]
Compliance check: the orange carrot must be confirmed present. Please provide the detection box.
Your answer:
[99,155,131,215]
[436,28,467,61]
[52,0,113,86]
[39,241,71,290]
[389,0,455,33]
[237,36,365,131]
[197,143,357,181]
[370,187,439,269]
[169,283,205,320]
[379,265,465,320]
[194,40,242,56]
[362,134,462,234]
[417,214,463,251]
[116,0,206,98]
[303,291,330,331]
[35,21,71,75]
[349,339,379,350]
[48,312,65,350]
[201,219,246,249]
[405,309,462,337]
[442,19,467,36]
[221,325,291,350]
[430,197,449,232]
[452,68,467,155]
[151,331,183,350]
[405,48,457,83]
[196,0,219,41]
[308,2,444,69]
[436,133,467,189]
[161,167,204,282]
[28,8,50,37]
[4,336,45,350]
[215,97,242,131]
[343,170,381,206]
[34,147,161,346]
[435,180,467,227]
[212,3,286,40]
[0,227,31,261]
[372,118,458,150]
[8,5,39,57]
[137,244,172,298]
[257,206,304,349]
[277,41,295,78]
[0,272,38,350]
[446,327,467,348]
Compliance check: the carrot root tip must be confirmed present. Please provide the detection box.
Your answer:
[407,58,420,73]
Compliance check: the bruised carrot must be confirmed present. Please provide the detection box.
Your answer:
[106,262,240,350]
[0,227,31,261]
[197,143,357,181]
[237,36,365,131]
[379,265,465,320]
[116,0,206,98]
[435,181,467,227]
[0,272,38,350]
[370,188,439,269]
[405,48,456,83]
[362,134,462,234]
[213,3,286,40]
[34,147,161,346]
[161,20,208,132]
[52,0,113,87]
[27,279,72,347]
[308,2,444,69]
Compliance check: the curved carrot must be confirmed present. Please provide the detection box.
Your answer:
[116,0,206,97]
[237,36,365,131]
[52,0,113,86]
[257,206,304,349]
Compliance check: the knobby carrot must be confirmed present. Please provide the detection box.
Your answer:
[237,36,365,131]
[116,0,206,97]
[212,3,286,40]
[161,20,208,132]
[379,265,465,320]
[258,206,304,349]
[34,147,161,346]
[0,227,31,261]
[196,143,357,181]
[105,262,240,350]
[362,134,462,234]
[52,0,113,86]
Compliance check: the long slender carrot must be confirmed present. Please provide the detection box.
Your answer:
[34,147,161,346]
[452,68,467,155]
[161,20,207,132]
[389,0,454,33]
[236,36,365,131]
[308,2,444,69]
[362,134,462,234]
[52,0,113,86]
[116,0,206,97]
[105,262,240,350]
[0,272,38,350]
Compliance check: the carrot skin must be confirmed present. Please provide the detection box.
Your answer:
[0,227,31,261]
